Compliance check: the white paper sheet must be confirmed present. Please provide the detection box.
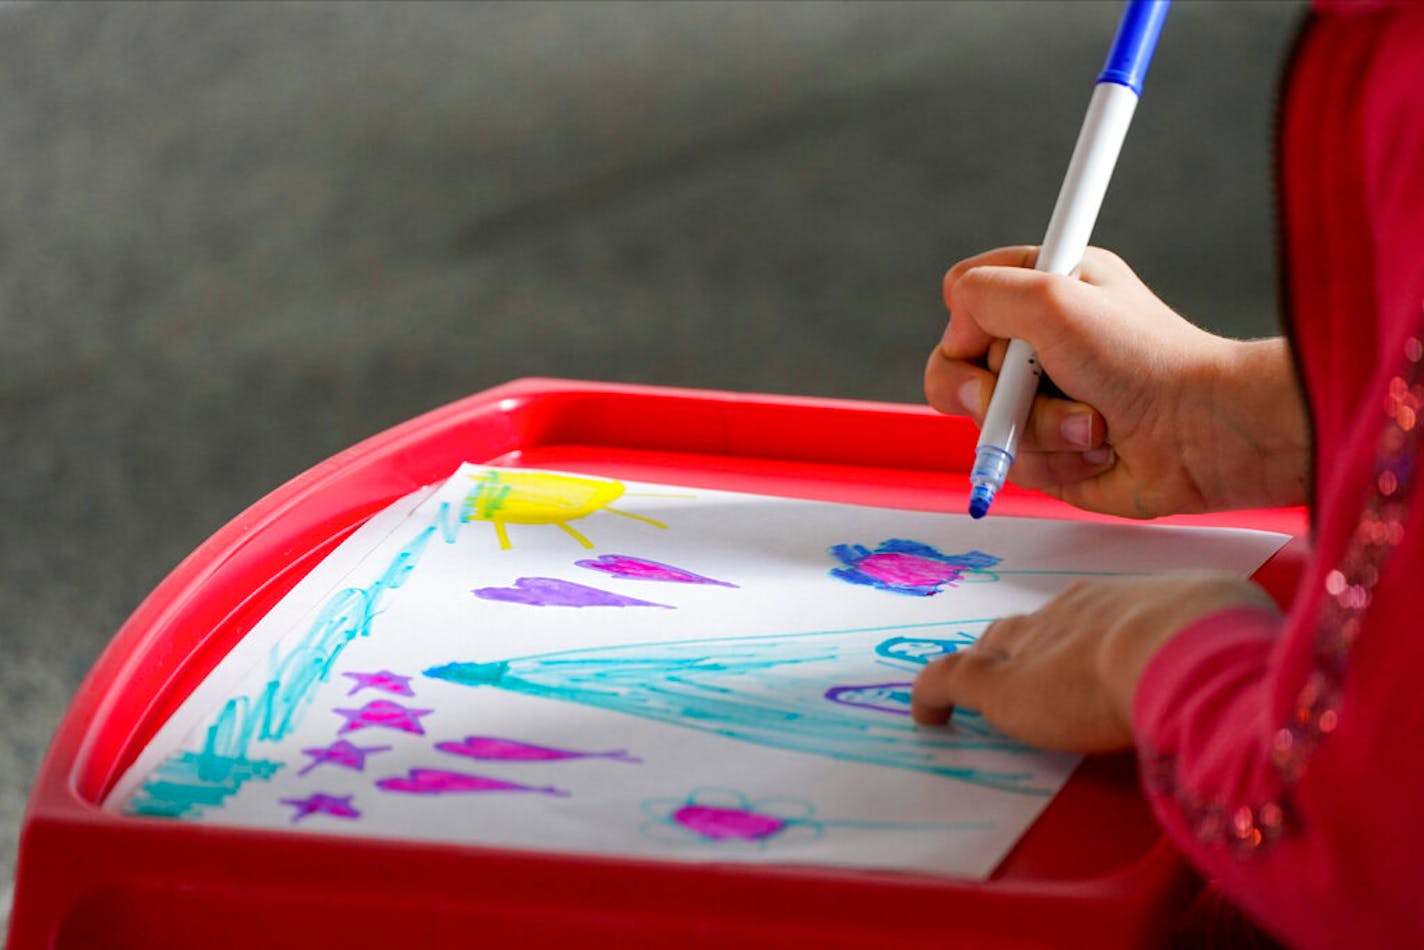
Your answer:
[106,464,1289,878]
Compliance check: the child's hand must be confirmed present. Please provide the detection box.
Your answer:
[910,572,1277,753]
[927,246,1308,517]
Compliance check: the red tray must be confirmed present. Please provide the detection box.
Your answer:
[8,379,1308,949]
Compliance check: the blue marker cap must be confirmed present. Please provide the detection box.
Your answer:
[1097,0,1170,95]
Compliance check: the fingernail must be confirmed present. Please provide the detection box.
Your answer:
[1083,446,1115,466]
[958,379,980,415]
[1061,412,1093,449]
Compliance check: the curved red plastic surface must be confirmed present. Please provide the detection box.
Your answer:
[8,379,1307,949]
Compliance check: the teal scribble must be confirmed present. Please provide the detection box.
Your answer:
[426,620,1064,794]
[128,501,464,819]
[128,751,282,818]
[462,470,512,522]
[875,633,979,666]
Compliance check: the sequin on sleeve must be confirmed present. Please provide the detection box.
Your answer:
[1142,327,1424,858]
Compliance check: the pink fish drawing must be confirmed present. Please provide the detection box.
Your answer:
[375,767,569,797]
[575,554,737,587]
[435,735,640,764]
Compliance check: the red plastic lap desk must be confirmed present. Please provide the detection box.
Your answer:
[8,379,1307,949]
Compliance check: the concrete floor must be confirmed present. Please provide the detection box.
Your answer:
[0,0,1303,934]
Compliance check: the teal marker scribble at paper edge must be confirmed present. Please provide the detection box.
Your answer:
[127,501,465,819]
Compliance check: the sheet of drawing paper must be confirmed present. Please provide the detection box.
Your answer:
[106,464,1290,878]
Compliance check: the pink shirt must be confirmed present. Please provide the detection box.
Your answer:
[1134,3,1424,946]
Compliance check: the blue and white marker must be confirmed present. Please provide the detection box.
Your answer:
[967,0,1171,519]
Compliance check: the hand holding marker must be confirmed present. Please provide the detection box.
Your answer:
[967,0,1171,519]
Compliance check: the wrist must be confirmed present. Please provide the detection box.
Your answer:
[1185,337,1309,510]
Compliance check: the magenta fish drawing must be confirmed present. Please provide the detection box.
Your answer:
[436,735,641,764]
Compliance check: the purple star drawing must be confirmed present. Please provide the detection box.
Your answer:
[279,792,362,823]
[342,669,416,697]
[297,739,394,776]
[333,699,433,736]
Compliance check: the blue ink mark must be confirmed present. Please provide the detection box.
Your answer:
[127,501,466,819]
[829,540,1002,596]
[426,619,1066,794]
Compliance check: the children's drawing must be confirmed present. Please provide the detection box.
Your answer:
[334,699,434,736]
[824,682,914,716]
[125,497,468,818]
[107,463,1290,879]
[640,787,992,849]
[575,554,737,587]
[875,633,979,666]
[298,739,393,776]
[342,670,416,697]
[280,792,362,823]
[462,469,666,549]
[425,622,1052,793]
[436,735,640,764]
[375,768,569,798]
[829,540,1001,595]
[472,577,672,609]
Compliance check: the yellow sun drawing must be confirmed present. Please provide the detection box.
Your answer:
[461,469,671,549]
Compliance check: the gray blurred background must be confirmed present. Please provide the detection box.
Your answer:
[0,0,1303,928]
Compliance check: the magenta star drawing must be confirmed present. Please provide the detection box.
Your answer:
[279,792,361,823]
[297,739,393,776]
[341,669,416,697]
[333,699,433,736]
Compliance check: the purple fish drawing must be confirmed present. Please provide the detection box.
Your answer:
[375,768,568,797]
[829,540,1001,596]
[472,577,671,608]
[435,735,640,764]
[575,554,737,587]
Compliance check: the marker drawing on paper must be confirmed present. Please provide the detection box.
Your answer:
[106,463,1289,880]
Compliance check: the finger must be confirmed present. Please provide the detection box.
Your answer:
[971,615,1023,657]
[939,248,1039,362]
[949,265,1099,354]
[924,351,997,421]
[942,245,1039,311]
[910,649,1003,725]
[1006,445,1118,494]
[1021,393,1107,453]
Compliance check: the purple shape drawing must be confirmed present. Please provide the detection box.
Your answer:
[575,554,737,587]
[673,804,787,842]
[297,739,394,776]
[342,669,416,697]
[829,540,1001,596]
[279,792,361,823]
[375,768,569,797]
[333,699,433,736]
[436,735,640,764]
[824,683,914,716]
[473,577,671,609]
